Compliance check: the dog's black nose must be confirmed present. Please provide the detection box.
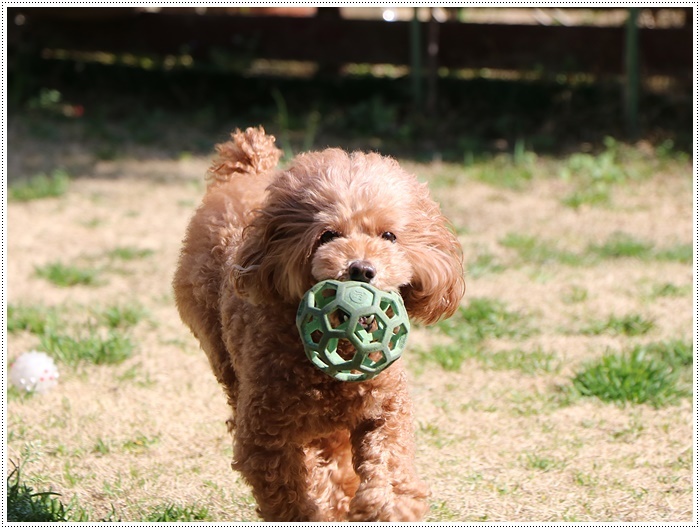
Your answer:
[348,261,377,283]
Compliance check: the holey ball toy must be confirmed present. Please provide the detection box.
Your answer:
[296,280,410,382]
[9,351,59,394]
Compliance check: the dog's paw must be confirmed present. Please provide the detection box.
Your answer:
[348,484,428,522]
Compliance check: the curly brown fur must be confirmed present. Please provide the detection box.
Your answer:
[174,126,465,521]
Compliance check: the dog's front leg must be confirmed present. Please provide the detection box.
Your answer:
[348,403,429,521]
[232,436,321,522]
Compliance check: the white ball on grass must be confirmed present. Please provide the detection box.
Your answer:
[9,351,59,394]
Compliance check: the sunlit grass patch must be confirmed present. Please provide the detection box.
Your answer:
[122,434,159,453]
[427,500,462,522]
[9,303,144,367]
[640,340,693,396]
[499,231,690,269]
[561,285,589,304]
[418,344,471,372]
[579,313,654,337]
[645,282,691,299]
[522,452,566,472]
[572,342,691,407]
[655,243,692,264]
[418,298,537,371]
[559,137,646,209]
[466,252,506,278]
[7,304,59,335]
[144,503,211,522]
[484,347,561,375]
[587,233,653,260]
[440,297,535,342]
[506,387,578,417]
[93,438,112,456]
[96,303,148,329]
[106,246,155,261]
[9,170,71,202]
[418,422,458,449]
[34,262,102,287]
[562,184,611,209]
[7,467,67,522]
[587,233,691,264]
[464,139,537,190]
[40,328,133,366]
[641,339,693,370]
[500,233,582,266]
[470,157,535,190]
[6,464,87,522]
[115,363,155,388]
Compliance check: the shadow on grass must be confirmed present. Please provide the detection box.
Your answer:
[7,55,692,181]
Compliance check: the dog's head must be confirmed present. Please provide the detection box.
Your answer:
[233,149,465,324]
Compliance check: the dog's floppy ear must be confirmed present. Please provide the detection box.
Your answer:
[400,186,465,325]
[232,172,317,305]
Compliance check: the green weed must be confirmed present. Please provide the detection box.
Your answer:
[523,453,564,472]
[418,423,455,449]
[559,137,639,209]
[587,233,653,260]
[579,314,654,337]
[561,138,628,184]
[427,500,461,522]
[572,345,686,407]
[97,304,147,329]
[40,328,133,366]
[418,344,470,372]
[610,417,644,442]
[467,252,506,277]
[144,503,210,522]
[562,184,611,209]
[500,233,581,266]
[9,170,70,202]
[440,297,534,342]
[499,232,689,268]
[655,243,692,264]
[7,304,59,334]
[506,387,578,417]
[34,262,102,287]
[468,143,536,190]
[7,464,68,522]
[561,286,588,304]
[93,438,112,455]
[122,434,159,453]
[115,363,155,388]
[640,340,693,369]
[646,282,691,299]
[639,340,693,395]
[484,347,560,375]
[587,234,690,264]
[420,298,535,372]
[574,471,599,487]
[106,247,155,261]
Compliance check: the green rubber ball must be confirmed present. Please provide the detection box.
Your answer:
[296,280,410,382]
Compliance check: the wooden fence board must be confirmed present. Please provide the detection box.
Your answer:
[8,8,692,77]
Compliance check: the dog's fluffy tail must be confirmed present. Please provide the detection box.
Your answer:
[206,126,282,187]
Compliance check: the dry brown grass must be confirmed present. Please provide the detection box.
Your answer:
[6,149,693,521]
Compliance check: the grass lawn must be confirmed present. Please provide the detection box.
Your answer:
[6,118,693,521]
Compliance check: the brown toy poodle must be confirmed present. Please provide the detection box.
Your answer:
[173,127,465,521]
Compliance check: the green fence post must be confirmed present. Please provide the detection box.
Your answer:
[410,7,423,109]
[625,7,640,140]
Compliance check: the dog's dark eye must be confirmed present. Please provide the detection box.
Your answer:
[381,231,397,243]
[319,230,341,245]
